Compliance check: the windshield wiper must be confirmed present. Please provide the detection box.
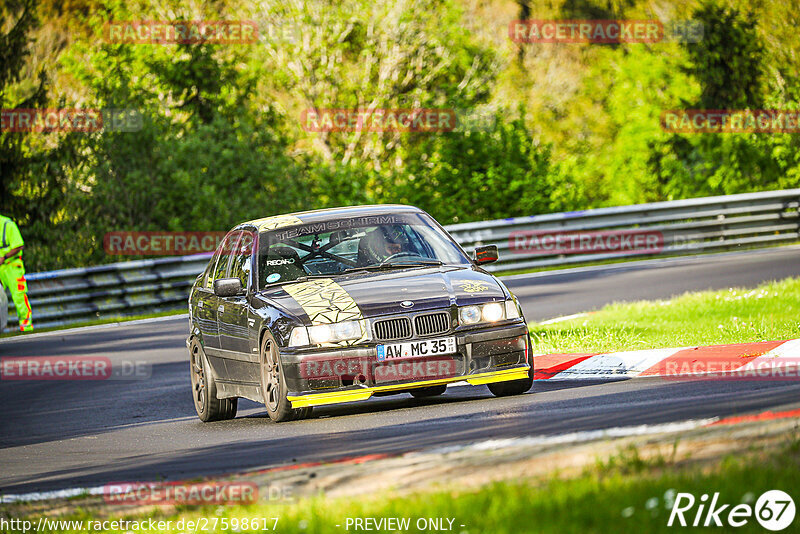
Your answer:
[341,260,443,275]
[379,259,443,268]
[292,273,341,282]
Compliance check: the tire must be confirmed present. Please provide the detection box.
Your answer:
[487,374,533,397]
[409,385,447,398]
[189,338,238,422]
[259,331,310,422]
[489,335,535,397]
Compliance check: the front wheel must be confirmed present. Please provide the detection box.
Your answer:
[189,338,238,422]
[259,331,311,422]
[489,337,534,397]
[488,360,533,397]
[487,375,533,397]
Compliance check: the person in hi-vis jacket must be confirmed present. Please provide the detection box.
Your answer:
[0,215,32,331]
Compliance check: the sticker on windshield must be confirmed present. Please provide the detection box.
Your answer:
[267,273,281,283]
[263,258,295,266]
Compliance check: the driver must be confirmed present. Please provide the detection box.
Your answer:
[360,225,411,264]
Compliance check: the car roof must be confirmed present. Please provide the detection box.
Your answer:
[238,204,426,231]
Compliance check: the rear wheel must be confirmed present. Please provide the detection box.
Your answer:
[409,385,447,398]
[190,338,238,422]
[260,331,311,422]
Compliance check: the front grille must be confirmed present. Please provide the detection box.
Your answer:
[373,317,412,340]
[414,312,450,336]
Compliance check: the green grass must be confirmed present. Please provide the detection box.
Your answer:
[5,433,799,533]
[529,277,800,354]
[0,309,186,338]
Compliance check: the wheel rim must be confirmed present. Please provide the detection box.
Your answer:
[190,342,207,413]
[262,339,281,412]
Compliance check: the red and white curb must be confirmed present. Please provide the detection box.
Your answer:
[533,339,800,380]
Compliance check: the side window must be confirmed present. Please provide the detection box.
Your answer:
[229,231,254,289]
[212,231,241,282]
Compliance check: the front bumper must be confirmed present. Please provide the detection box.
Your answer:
[282,322,531,408]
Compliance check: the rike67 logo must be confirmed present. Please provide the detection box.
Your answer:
[668,490,795,531]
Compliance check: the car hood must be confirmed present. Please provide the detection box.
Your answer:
[256,266,508,322]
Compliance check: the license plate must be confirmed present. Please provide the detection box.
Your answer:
[376,336,456,361]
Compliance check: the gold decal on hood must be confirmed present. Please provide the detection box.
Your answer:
[458,280,490,293]
[283,279,364,324]
[283,279,367,346]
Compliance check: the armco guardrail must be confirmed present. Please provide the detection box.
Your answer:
[3,189,799,331]
[447,188,800,272]
[3,255,212,331]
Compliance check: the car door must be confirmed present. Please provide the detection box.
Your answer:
[217,230,260,384]
[201,231,239,378]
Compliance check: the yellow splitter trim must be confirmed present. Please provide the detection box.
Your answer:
[288,366,531,408]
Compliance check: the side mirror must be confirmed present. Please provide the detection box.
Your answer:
[214,278,244,297]
[473,245,499,265]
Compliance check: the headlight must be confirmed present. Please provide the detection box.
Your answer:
[482,302,504,322]
[459,300,520,326]
[459,306,482,325]
[290,321,363,347]
[308,324,333,344]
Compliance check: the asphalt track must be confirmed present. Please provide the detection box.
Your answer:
[1,246,799,495]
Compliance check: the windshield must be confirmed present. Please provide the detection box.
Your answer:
[256,212,470,289]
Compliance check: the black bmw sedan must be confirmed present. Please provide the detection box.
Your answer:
[188,205,533,422]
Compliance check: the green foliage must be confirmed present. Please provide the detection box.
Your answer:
[5,0,800,271]
[395,113,555,223]
[685,2,766,110]
[649,2,800,200]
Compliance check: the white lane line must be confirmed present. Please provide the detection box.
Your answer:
[537,313,587,325]
[0,314,189,344]
[1,486,105,503]
[422,418,717,455]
